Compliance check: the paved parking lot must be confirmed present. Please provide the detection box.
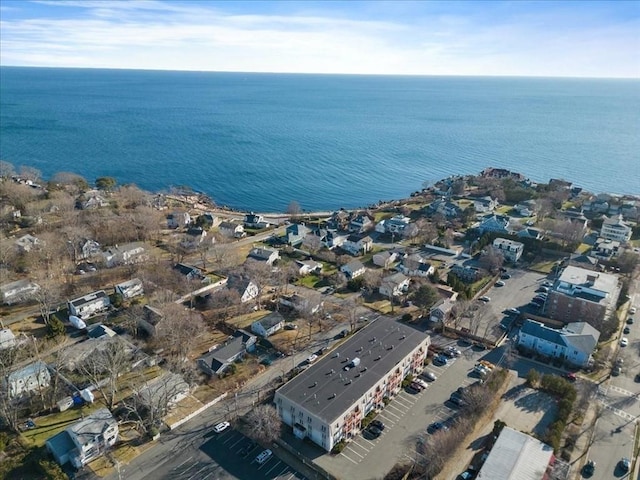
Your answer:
[165,428,307,480]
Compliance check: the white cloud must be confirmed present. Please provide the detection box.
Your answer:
[1,1,639,77]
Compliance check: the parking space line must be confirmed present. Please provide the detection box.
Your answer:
[265,460,283,475]
[352,438,373,450]
[223,432,240,445]
[229,436,245,449]
[200,472,214,480]
[340,451,360,464]
[187,465,209,480]
[387,404,406,416]
[393,397,413,408]
[275,465,290,478]
[346,446,366,458]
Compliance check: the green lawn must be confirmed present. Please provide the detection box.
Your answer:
[374,212,393,222]
[576,243,591,254]
[22,403,103,447]
[530,260,556,274]
[296,274,321,289]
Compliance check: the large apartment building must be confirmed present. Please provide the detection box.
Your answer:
[274,317,429,452]
[546,266,619,326]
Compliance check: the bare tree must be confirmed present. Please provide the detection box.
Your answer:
[77,338,130,409]
[478,245,504,273]
[155,304,205,365]
[32,277,62,325]
[0,160,15,179]
[243,260,273,309]
[286,201,302,220]
[244,404,283,445]
[0,344,24,432]
[343,299,361,332]
[19,165,42,183]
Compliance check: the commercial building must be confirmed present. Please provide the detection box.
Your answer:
[274,317,429,452]
[546,266,619,326]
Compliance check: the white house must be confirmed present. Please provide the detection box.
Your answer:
[295,259,323,276]
[244,212,270,229]
[0,279,40,305]
[348,214,373,233]
[15,234,40,253]
[180,227,212,250]
[517,319,599,368]
[600,214,632,243]
[473,196,498,213]
[6,360,51,398]
[115,278,144,299]
[342,234,373,256]
[46,408,118,468]
[167,211,191,229]
[247,247,280,266]
[478,215,511,234]
[376,215,411,234]
[68,290,111,320]
[373,251,398,269]
[429,298,456,323]
[379,272,410,297]
[492,238,524,263]
[219,221,245,238]
[251,311,285,338]
[227,275,259,303]
[280,293,323,315]
[102,242,147,268]
[397,254,434,278]
[340,260,366,280]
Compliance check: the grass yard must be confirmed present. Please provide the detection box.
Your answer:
[362,299,394,314]
[21,402,103,447]
[496,205,512,215]
[225,310,271,330]
[576,243,591,254]
[295,274,322,289]
[529,260,556,274]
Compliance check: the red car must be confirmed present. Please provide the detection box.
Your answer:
[565,373,577,382]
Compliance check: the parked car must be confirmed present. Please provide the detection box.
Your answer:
[433,355,448,366]
[255,449,273,465]
[213,421,230,433]
[536,286,549,293]
[618,457,630,472]
[366,425,383,437]
[421,371,437,382]
[414,378,429,389]
[337,329,349,338]
[565,372,577,382]
[620,337,629,347]
[495,280,505,287]
[370,419,385,431]
[507,308,521,315]
[479,296,491,302]
[284,323,298,330]
[623,326,631,334]
[612,365,622,376]
[630,307,637,315]
[410,381,425,392]
[306,354,318,364]
[427,421,449,434]
[627,317,634,324]
[501,273,511,279]
[582,460,595,476]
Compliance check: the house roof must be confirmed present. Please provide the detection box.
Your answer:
[346,233,371,243]
[200,336,245,367]
[174,263,202,277]
[104,242,145,255]
[69,290,108,308]
[227,274,255,294]
[68,408,117,447]
[520,320,565,346]
[87,324,117,339]
[477,427,554,480]
[143,305,164,326]
[0,279,37,294]
[255,311,285,330]
[233,329,257,344]
[343,260,365,272]
[8,360,49,383]
[249,247,278,261]
[295,259,322,269]
[557,266,617,295]
[115,278,143,292]
[562,322,600,353]
[275,317,429,425]
[0,328,16,349]
[382,272,409,286]
[219,221,240,230]
[46,430,76,461]
[138,373,189,407]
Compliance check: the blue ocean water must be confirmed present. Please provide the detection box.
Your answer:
[1,67,638,212]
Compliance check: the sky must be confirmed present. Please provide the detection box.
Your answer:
[1,0,639,78]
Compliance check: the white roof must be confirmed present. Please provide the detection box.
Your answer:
[558,265,618,294]
[477,427,554,480]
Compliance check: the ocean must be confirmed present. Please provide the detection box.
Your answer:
[1,67,639,212]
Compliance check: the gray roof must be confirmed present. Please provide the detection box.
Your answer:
[69,290,108,308]
[68,408,117,447]
[255,311,284,329]
[276,317,429,425]
[0,328,16,349]
[249,247,278,261]
[219,221,240,230]
[9,360,49,382]
[343,260,365,272]
[563,322,600,353]
[46,430,75,462]
[520,320,565,346]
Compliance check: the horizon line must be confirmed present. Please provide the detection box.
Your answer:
[1,64,638,81]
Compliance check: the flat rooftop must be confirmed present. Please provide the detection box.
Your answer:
[557,265,617,294]
[276,317,429,424]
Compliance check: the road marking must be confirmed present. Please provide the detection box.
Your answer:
[387,404,406,416]
[223,432,239,445]
[608,385,636,397]
[340,451,360,464]
[265,460,282,475]
[347,445,366,458]
[230,436,245,449]
[600,401,636,421]
[355,437,374,449]
[275,465,290,478]
[394,397,413,408]
[173,456,193,470]
[200,472,214,480]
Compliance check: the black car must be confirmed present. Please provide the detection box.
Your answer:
[370,419,385,431]
[427,422,448,434]
[582,460,595,476]
[501,273,511,280]
[366,425,382,437]
[623,326,631,334]
[627,317,634,324]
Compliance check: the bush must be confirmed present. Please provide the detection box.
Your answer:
[526,368,541,387]
[331,440,346,454]
[46,316,66,338]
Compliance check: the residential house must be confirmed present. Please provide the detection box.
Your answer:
[592,238,620,259]
[590,200,610,214]
[340,260,366,280]
[219,221,245,238]
[348,213,373,233]
[559,209,588,230]
[473,196,498,213]
[244,212,270,229]
[600,214,632,243]
[373,251,398,269]
[197,212,222,229]
[167,211,191,229]
[79,191,109,210]
[251,311,285,338]
[102,242,147,268]
[620,203,638,221]
[326,210,350,231]
[517,228,544,241]
[428,198,463,218]
[138,305,165,337]
[174,263,207,283]
[15,234,40,253]
[567,253,599,271]
[379,273,410,298]
[180,227,213,250]
[295,259,323,276]
[429,298,456,323]
[450,264,483,283]
[46,408,118,468]
[0,279,40,305]
[546,266,619,327]
[0,328,17,350]
[312,228,348,250]
[115,278,144,299]
[342,234,373,256]
[226,274,259,303]
[284,223,311,247]
[247,247,280,266]
[517,319,599,368]
[68,290,110,320]
[375,215,411,235]
[6,360,51,398]
[137,372,190,409]
[492,238,525,263]
[549,178,572,190]
[86,324,117,339]
[398,254,434,278]
[79,239,101,260]
[477,215,511,235]
[199,332,256,376]
[274,317,429,452]
[280,293,323,315]
[514,203,534,217]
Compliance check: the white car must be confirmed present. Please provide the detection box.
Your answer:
[213,421,230,433]
[507,308,521,315]
[630,307,637,315]
[306,354,318,364]
[479,296,491,302]
[414,378,429,389]
[620,337,629,347]
[255,449,273,465]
